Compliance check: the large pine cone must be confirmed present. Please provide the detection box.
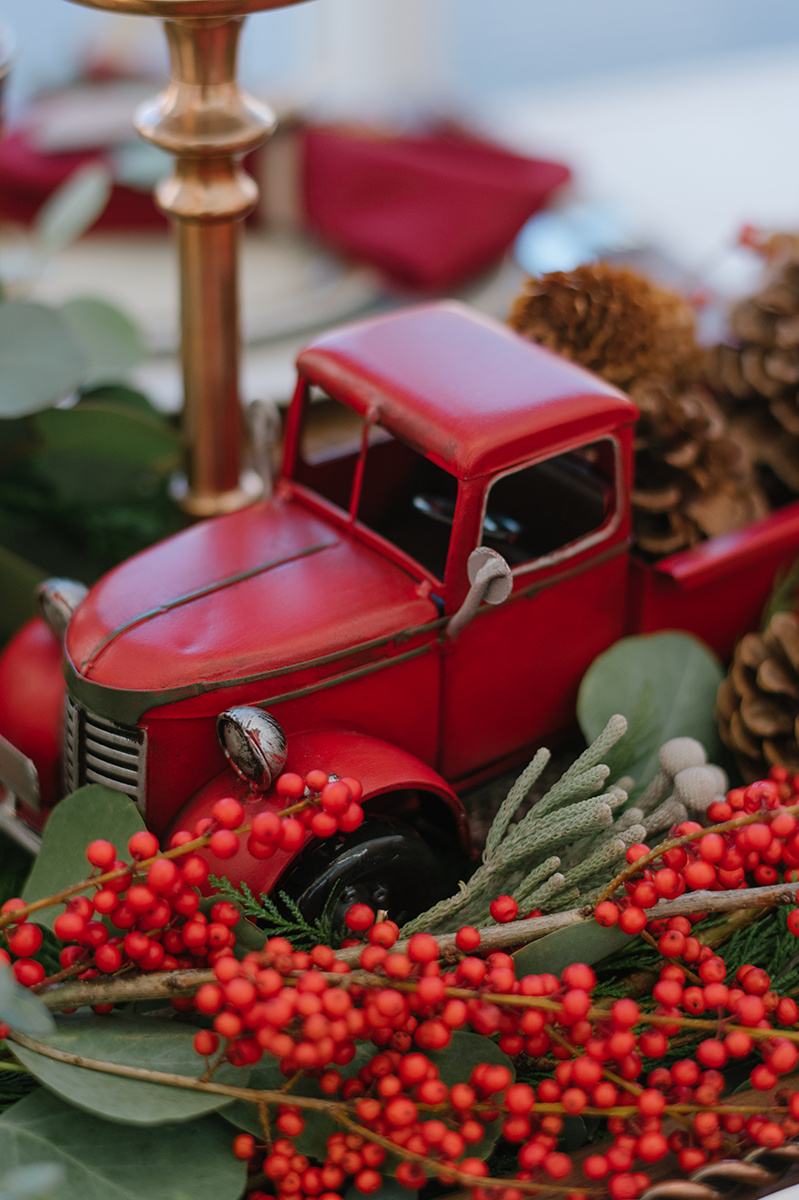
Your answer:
[706,244,799,499]
[509,263,767,557]
[632,381,766,556]
[509,262,702,390]
[717,610,799,780]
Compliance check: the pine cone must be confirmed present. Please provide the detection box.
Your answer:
[706,244,799,498]
[631,380,766,555]
[716,610,799,780]
[509,264,767,557]
[509,263,702,390]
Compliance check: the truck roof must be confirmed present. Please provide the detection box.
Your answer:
[297,301,638,479]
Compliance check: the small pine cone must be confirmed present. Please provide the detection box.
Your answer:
[630,380,767,556]
[706,243,799,494]
[716,610,799,780]
[509,263,702,391]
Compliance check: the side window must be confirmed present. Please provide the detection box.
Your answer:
[294,390,458,581]
[482,439,618,567]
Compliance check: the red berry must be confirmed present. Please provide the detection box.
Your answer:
[211,797,244,829]
[209,829,239,859]
[490,895,518,923]
[128,831,159,861]
[455,925,481,951]
[618,905,647,935]
[86,839,117,869]
[345,904,375,932]
[232,1134,255,1160]
[595,901,619,926]
[7,923,42,958]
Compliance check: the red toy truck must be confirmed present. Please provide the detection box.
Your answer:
[2,301,799,921]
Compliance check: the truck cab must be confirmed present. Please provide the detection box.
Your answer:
[0,301,638,920]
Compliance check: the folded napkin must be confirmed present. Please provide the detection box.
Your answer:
[0,117,569,290]
[302,124,570,290]
[0,132,164,229]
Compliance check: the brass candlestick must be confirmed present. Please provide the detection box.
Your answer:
[65,0,312,516]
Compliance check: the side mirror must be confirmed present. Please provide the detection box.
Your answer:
[446,547,512,639]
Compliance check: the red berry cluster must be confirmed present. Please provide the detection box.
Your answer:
[595,773,799,946]
[184,899,799,1200]
[0,771,364,1002]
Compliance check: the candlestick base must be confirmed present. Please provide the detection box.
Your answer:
[169,467,263,518]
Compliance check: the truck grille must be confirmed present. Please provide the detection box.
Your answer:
[63,695,146,814]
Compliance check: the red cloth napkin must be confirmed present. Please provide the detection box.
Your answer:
[0,132,165,229]
[302,124,570,290]
[0,122,569,290]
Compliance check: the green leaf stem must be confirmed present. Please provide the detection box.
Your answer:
[9,1016,248,1125]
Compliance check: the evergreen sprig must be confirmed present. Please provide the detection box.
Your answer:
[208,877,344,950]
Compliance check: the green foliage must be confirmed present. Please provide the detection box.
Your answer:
[429,1032,515,1160]
[8,1015,248,1125]
[208,877,344,950]
[513,920,634,977]
[0,1088,247,1200]
[577,632,724,796]
[761,553,799,629]
[0,969,54,1039]
[21,786,146,932]
[32,166,112,260]
[0,303,86,417]
[401,716,631,936]
[57,300,145,388]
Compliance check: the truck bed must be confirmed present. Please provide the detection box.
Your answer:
[628,499,799,659]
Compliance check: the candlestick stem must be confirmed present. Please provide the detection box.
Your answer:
[64,0,312,515]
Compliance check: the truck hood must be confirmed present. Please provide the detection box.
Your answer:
[66,496,438,698]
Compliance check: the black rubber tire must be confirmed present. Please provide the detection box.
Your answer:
[276,817,444,928]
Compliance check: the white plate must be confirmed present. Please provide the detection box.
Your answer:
[30,228,382,353]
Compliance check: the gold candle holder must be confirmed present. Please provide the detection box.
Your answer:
[64,0,312,516]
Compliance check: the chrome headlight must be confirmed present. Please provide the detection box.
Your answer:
[216,707,287,791]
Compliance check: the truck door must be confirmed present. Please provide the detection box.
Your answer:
[439,437,630,783]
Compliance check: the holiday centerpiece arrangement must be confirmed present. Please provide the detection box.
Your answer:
[8,1,799,1199]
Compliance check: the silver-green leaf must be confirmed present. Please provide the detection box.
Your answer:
[33,165,112,256]
[0,302,86,416]
[59,299,144,384]
[577,632,724,794]
[8,1015,248,1125]
[0,968,55,1038]
[0,1089,246,1200]
[21,786,147,932]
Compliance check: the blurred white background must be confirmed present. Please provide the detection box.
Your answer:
[3,0,799,115]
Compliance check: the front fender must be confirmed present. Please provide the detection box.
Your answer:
[167,727,469,897]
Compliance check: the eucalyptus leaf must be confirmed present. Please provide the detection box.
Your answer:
[0,1089,246,1200]
[0,302,86,416]
[428,1032,515,1160]
[33,165,112,256]
[8,1015,248,1125]
[79,384,160,415]
[218,1056,285,1138]
[576,632,724,794]
[59,299,144,384]
[0,968,55,1038]
[21,786,146,932]
[513,920,634,977]
[35,404,180,468]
